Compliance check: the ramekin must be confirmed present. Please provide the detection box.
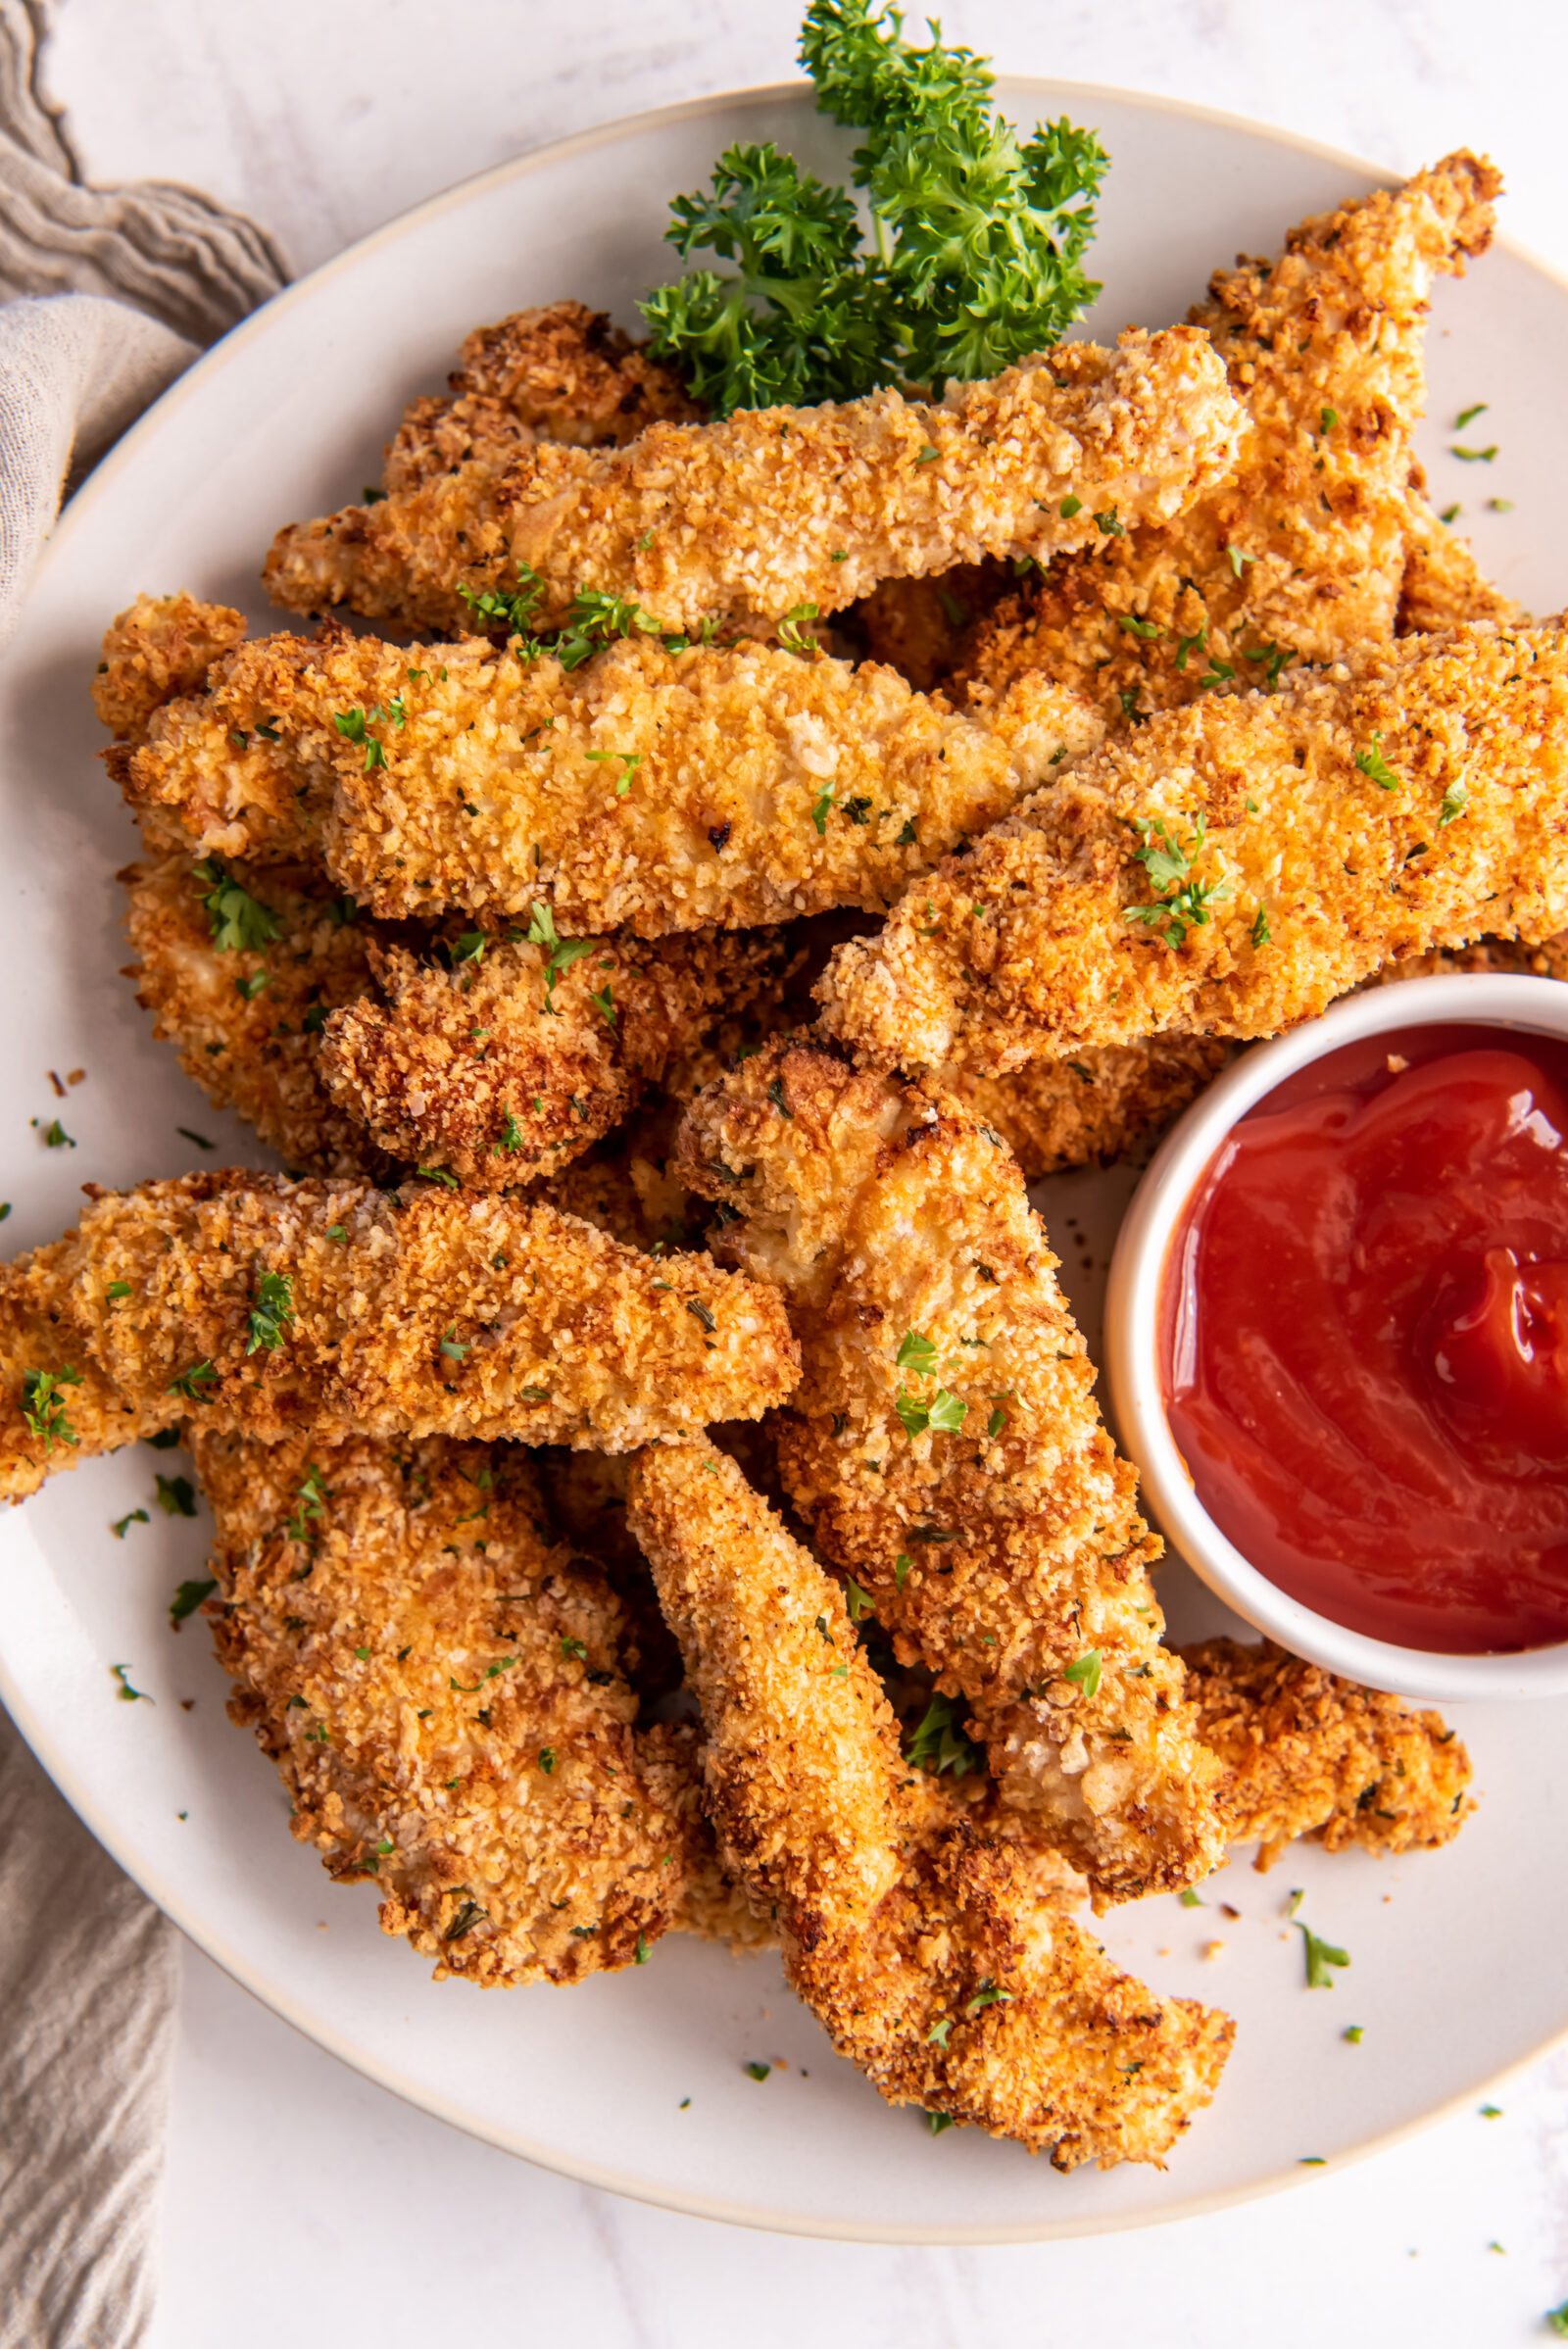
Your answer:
[1103,973,1568,1701]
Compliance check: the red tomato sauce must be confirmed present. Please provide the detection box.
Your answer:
[1160,1023,1568,1653]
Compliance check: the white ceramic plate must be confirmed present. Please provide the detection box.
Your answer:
[3,80,1567,2245]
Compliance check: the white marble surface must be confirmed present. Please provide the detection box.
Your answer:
[31,0,1568,2338]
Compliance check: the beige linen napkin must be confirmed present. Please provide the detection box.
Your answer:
[0,5,287,2340]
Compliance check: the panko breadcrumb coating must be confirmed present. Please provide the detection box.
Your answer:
[110,615,1104,935]
[817,623,1568,1077]
[319,925,787,1188]
[945,1036,1236,1180]
[382,300,703,495]
[93,591,250,745]
[958,155,1502,730]
[675,1042,1223,1905]
[194,1425,705,1982]
[0,1237,162,1500]
[627,1442,1233,2168]
[0,1171,798,1497]
[1396,492,1526,637]
[1181,1639,1474,1871]
[122,852,395,1176]
[263,326,1243,637]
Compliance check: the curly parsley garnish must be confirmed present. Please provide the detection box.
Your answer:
[22,1365,82,1451]
[639,0,1107,414]
[1354,733,1400,792]
[245,1270,295,1355]
[526,902,597,1004]
[167,1359,218,1401]
[906,1693,980,1778]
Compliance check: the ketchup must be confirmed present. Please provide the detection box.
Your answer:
[1161,1023,1568,1653]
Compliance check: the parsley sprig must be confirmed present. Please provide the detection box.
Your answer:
[906,1693,980,1778]
[639,0,1108,414]
[192,860,281,954]
[21,1365,82,1452]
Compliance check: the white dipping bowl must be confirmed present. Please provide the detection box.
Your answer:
[1104,973,1568,1701]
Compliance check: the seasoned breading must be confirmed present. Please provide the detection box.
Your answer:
[0,1237,161,1500]
[192,1426,705,1982]
[263,326,1242,637]
[93,591,250,745]
[945,1037,1235,1180]
[958,155,1501,730]
[675,1042,1223,1904]
[1396,491,1527,635]
[112,617,1104,934]
[319,925,786,1188]
[122,852,395,1176]
[382,300,702,497]
[1181,1639,1474,1871]
[0,1172,798,1497]
[626,1442,1233,2168]
[816,623,1568,1077]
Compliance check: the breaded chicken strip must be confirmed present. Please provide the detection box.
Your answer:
[627,1442,1232,2167]
[194,1425,705,1982]
[122,852,395,1176]
[1181,1639,1474,1872]
[110,618,1103,934]
[1396,491,1526,636]
[0,1172,798,1498]
[959,155,1501,729]
[381,300,702,496]
[945,1037,1236,1181]
[319,925,786,1188]
[675,1042,1223,1905]
[0,1238,165,1500]
[93,591,251,745]
[263,326,1242,638]
[818,623,1568,1076]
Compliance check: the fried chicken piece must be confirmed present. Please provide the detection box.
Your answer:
[262,327,1242,637]
[818,622,1568,1077]
[0,1237,163,1500]
[945,1037,1236,1180]
[111,617,1103,934]
[0,1172,798,1497]
[1181,1639,1474,1871]
[122,852,396,1176]
[192,1425,705,1982]
[958,155,1501,729]
[381,300,702,498]
[675,1042,1223,1904]
[319,925,787,1187]
[627,1442,1233,2167]
[93,591,250,745]
[1396,489,1527,635]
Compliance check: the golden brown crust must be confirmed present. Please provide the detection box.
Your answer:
[1182,1639,1474,1870]
[382,300,703,498]
[0,1173,799,1493]
[627,1443,1233,2168]
[675,1041,1223,1904]
[116,621,1103,935]
[263,326,1242,636]
[0,1237,161,1501]
[193,1425,703,1982]
[851,563,1008,693]
[93,591,250,745]
[945,1037,1236,1179]
[319,926,786,1187]
[817,623,1568,1076]
[959,154,1502,730]
[122,853,395,1175]
[1396,490,1527,635]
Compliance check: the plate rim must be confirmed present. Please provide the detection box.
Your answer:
[10,72,1568,2245]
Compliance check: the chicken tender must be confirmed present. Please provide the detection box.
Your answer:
[382,300,702,497]
[1396,492,1526,637]
[946,1036,1236,1180]
[817,623,1568,1077]
[0,1172,798,1497]
[122,852,395,1176]
[626,1442,1233,2168]
[193,1425,705,1982]
[319,924,786,1188]
[263,326,1242,638]
[959,155,1502,729]
[93,591,251,746]
[1182,1639,1474,1871]
[0,1237,163,1500]
[111,617,1103,934]
[675,1041,1223,1904]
